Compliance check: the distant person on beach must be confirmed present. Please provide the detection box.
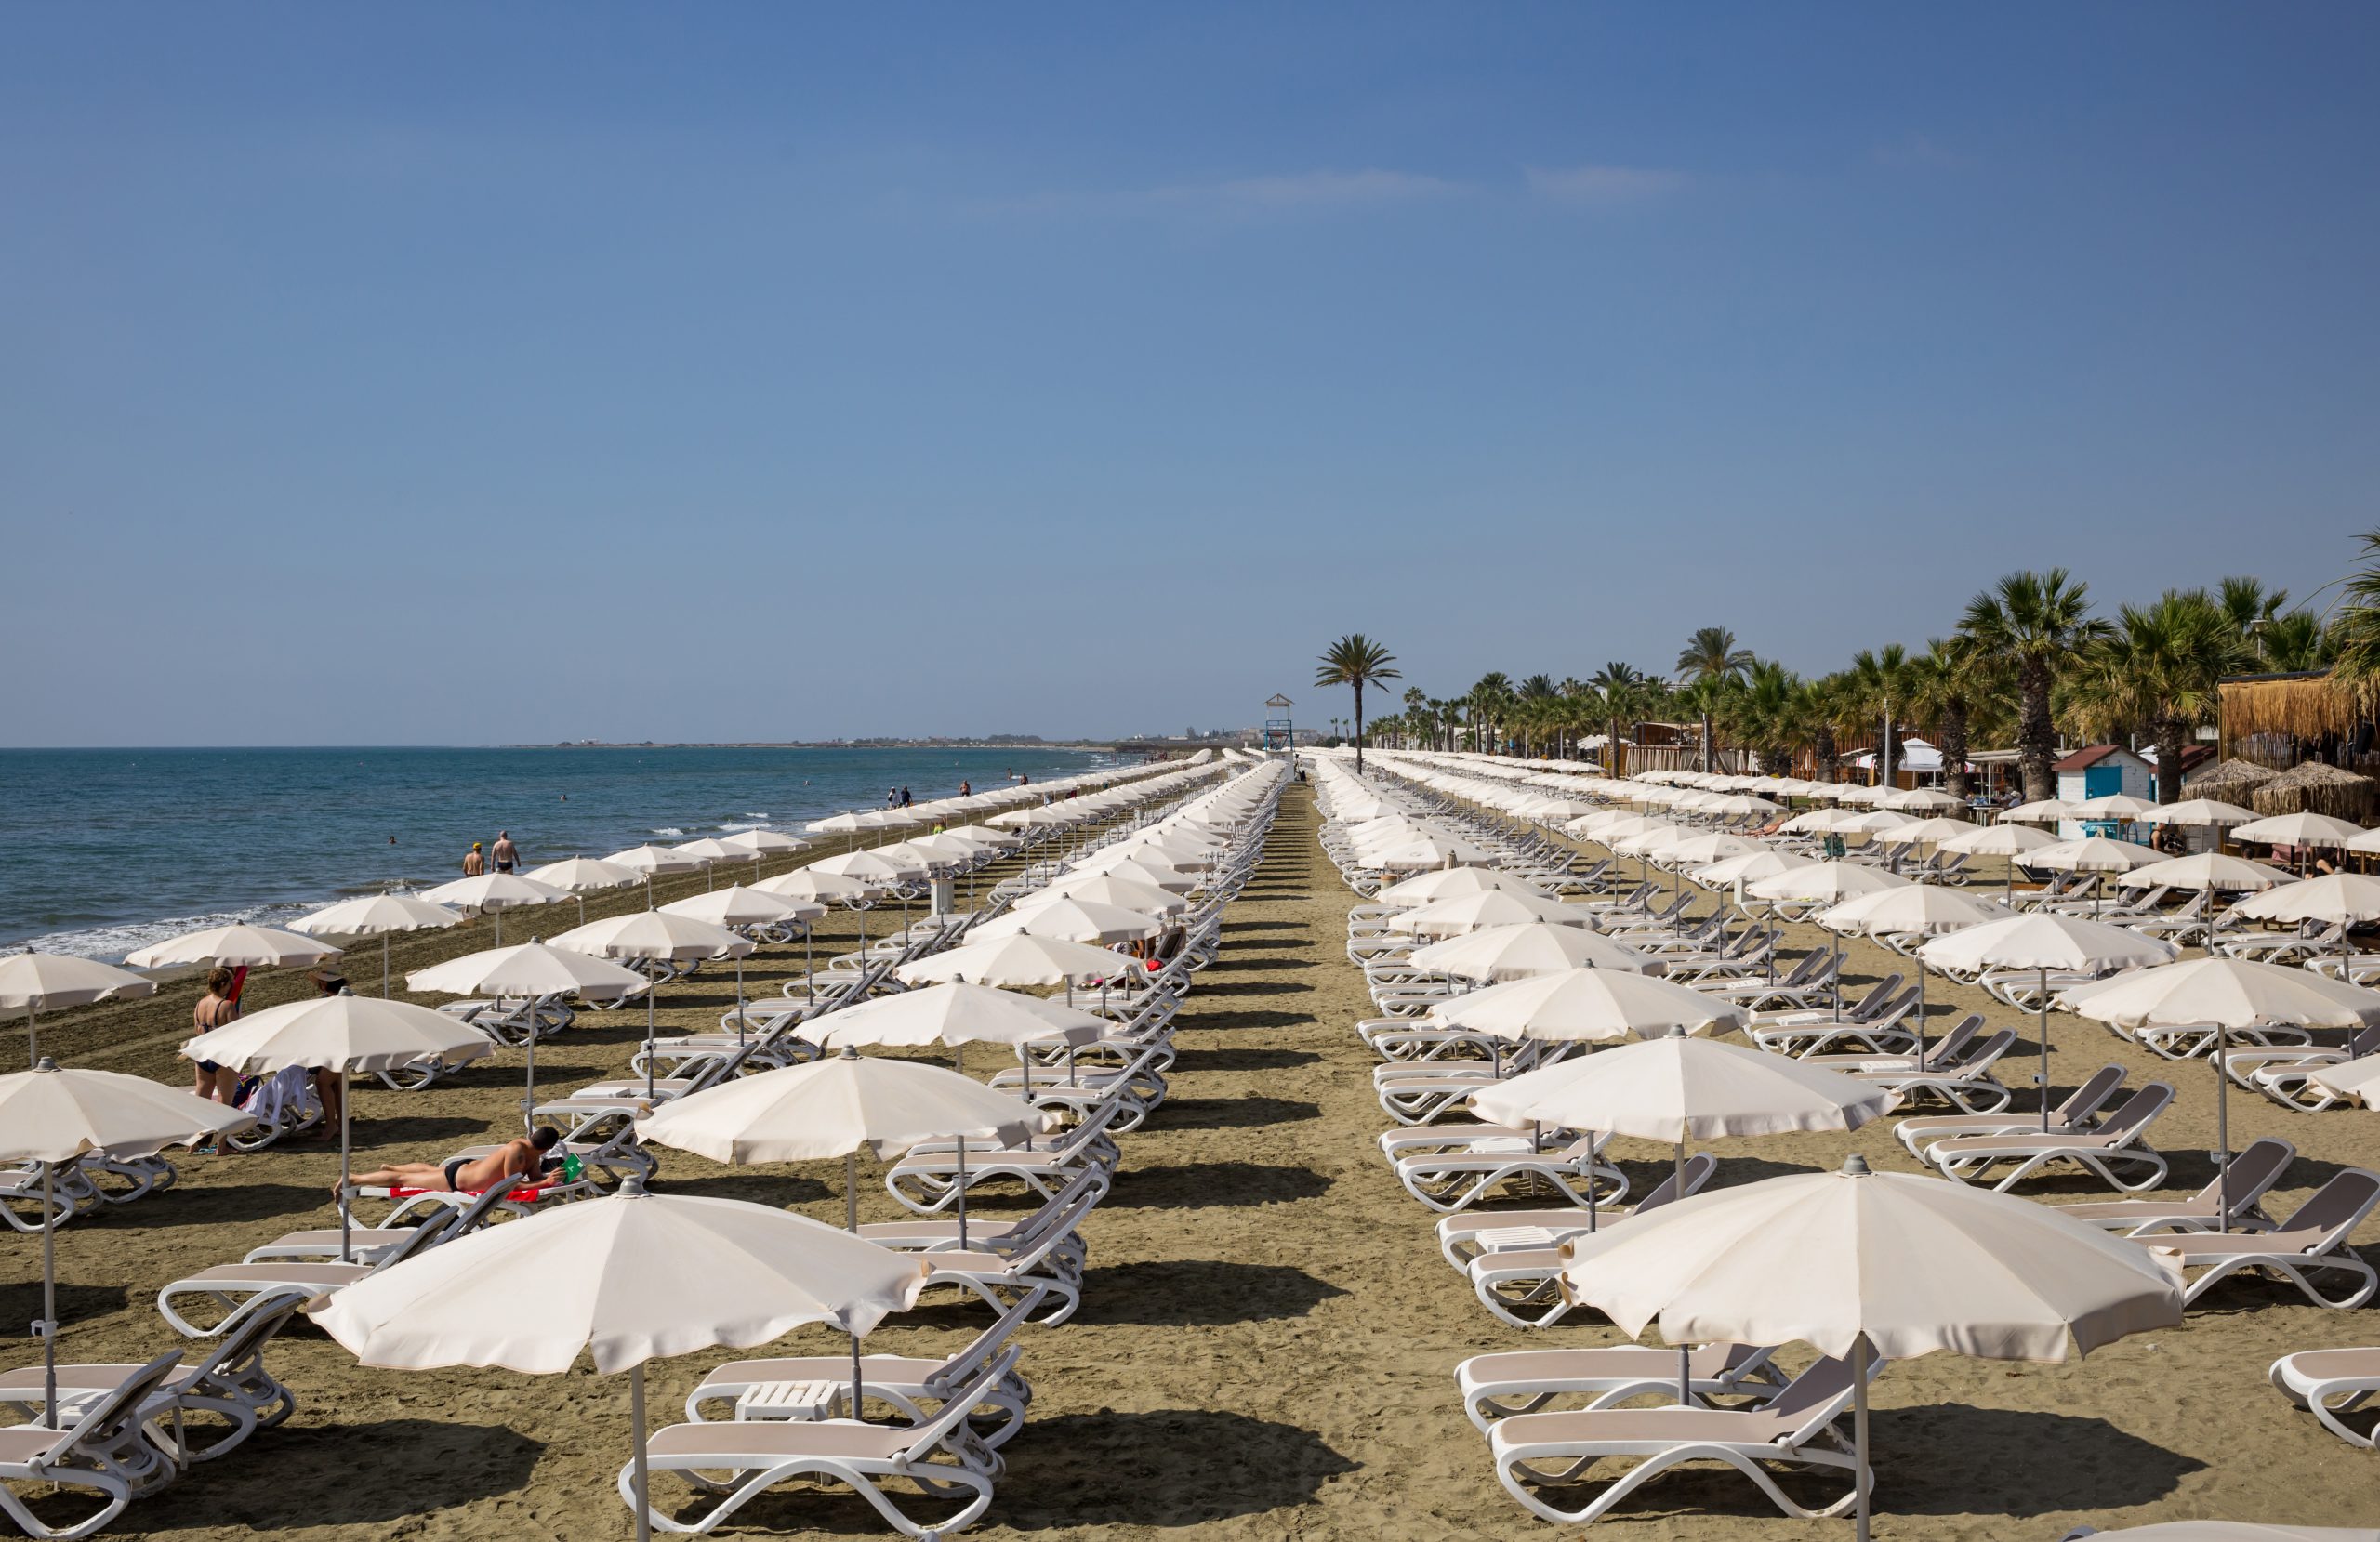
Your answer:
[191,967,241,1114]
[492,832,518,873]
[885,787,900,808]
[959,780,972,797]
[341,1127,559,1202]
[302,968,349,1140]
[898,786,913,808]
[463,842,485,876]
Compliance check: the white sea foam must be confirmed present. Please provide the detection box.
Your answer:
[20,900,322,963]
[650,826,687,837]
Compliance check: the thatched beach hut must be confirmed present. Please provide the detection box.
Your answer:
[2185,757,2280,801]
[2249,758,2380,824]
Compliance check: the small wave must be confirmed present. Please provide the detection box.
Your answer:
[717,819,772,832]
[742,812,771,821]
[19,900,322,963]
[650,826,687,837]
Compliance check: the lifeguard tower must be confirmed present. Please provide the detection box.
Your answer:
[1263,694,1295,753]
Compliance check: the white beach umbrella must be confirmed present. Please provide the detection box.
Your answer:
[1692,850,1818,890]
[2231,811,2368,850]
[291,894,465,995]
[524,856,642,893]
[125,923,341,972]
[811,981,1106,1053]
[1999,798,2080,824]
[897,936,1142,1006]
[2025,836,2162,872]
[605,845,707,907]
[1875,816,1979,849]
[2076,793,2158,821]
[2140,797,2261,829]
[1431,969,1746,1044]
[756,867,878,903]
[0,1061,253,1423]
[407,941,651,1120]
[1374,867,1546,905]
[1367,836,1502,871]
[1651,833,1762,867]
[1818,885,2012,1062]
[1556,1155,2182,1542]
[554,913,754,1098]
[1938,823,2058,856]
[2058,957,2380,1227]
[182,992,493,1259]
[2114,851,2290,893]
[2232,871,2380,927]
[717,828,810,856]
[971,897,1161,946]
[1082,856,1200,894]
[638,1051,1051,1164]
[1884,787,1964,812]
[1410,923,1658,982]
[1921,915,2178,1131]
[0,953,157,1065]
[1385,890,1595,939]
[1748,861,1909,906]
[1023,874,1190,919]
[417,874,569,945]
[659,881,826,930]
[310,1176,930,1542]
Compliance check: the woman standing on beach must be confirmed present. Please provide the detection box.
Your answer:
[191,967,241,1114]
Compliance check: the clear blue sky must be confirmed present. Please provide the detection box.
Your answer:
[4,5,2373,745]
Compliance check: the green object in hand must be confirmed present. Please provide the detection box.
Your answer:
[560,1152,583,1183]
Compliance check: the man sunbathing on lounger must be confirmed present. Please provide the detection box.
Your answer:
[340,1127,559,1202]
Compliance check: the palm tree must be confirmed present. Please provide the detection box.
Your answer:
[1723,659,1804,774]
[1805,672,1850,784]
[2257,610,2331,672]
[1469,672,1514,754]
[1959,570,2109,803]
[1905,637,1988,801]
[1675,627,1756,771]
[1315,635,1400,772]
[2064,589,2251,803]
[1846,643,1912,787]
[1587,663,1646,775]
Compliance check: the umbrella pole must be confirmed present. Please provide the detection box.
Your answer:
[956,1136,969,1252]
[1852,1333,1872,1542]
[382,936,391,998]
[524,1029,536,1134]
[734,957,745,1035]
[39,1162,56,1429]
[2038,966,2052,1133]
[23,1005,33,1068]
[628,1363,653,1542]
[495,911,502,948]
[2215,1020,2230,1233]
[1675,1136,1689,1407]
[644,988,655,1101]
[338,1070,353,1263]
[1914,959,1927,1071]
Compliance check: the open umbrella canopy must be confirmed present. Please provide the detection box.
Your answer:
[1429,969,1744,1042]
[897,934,1142,988]
[2139,798,2262,828]
[311,1180,930,1375]
[1374,869,1549,907]
[813,850,929,884]
[1385,890,1595,938]
[2309,1054,2380,1106]
[551,912,753,962]
[1748,861,1910,904]
[2115,851,2292,892]
[811,981,1106,1050]
[1023,873,1190,918]
[418,874,570,912]
[659,886,826,928]
[1884,788,1964,812]
[2232,811,2369,849]
[637,1053,1053,1164]
[291,895,465,937]
[1693,850,1820,888]
[2232,872,2380,926]
[1999,799,2082,824]
[522,857,642,893]
[1817,885,2010,937]
[2055,957,2380,1032]
[2023,837,2164,874]
[1075,854,1201,892]
[604,845,707,876]
[1411,922,1659,982]
[1652,833,1765,866]
[1937,823,2060,857]
[2076,793,2159,821]
[1366,836,1503,871]
[1917,913,2178,974]
[1472,1035,1892,1140]
[716,829,810,857]
[971,897,1162,945]
[666,837,749,866]
[1556,1158,2182,1363]
[125,923,341,971]
[0,1061,255,1163]
[1875,817,1981,849]
[0,953,156,1013]
[406,941,650,1001]
[756,868,879,903]
[180,994,493,1074]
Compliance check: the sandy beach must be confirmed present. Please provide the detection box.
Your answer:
[7,781,2373,1538]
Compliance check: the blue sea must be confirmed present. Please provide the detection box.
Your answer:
[0,745,1114,958]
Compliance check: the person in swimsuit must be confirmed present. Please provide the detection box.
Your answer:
[463,842,486,877]
[342,1127,559,1202]
[191,967,241,1110]
[492,832,518,873]
[300,968,350,1140]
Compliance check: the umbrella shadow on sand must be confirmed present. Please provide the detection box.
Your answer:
[0,1279,122,1326]
[1072,1260,1349,1326]
[112,1180,330,1230]
[1157,1096,1320,1131]
[1879,1405,2208,1515]
[1103,1161,1333,1209]
[1171,1046,1321,1073]
[997,1410,1359,1528]
[142,1419,545,1528]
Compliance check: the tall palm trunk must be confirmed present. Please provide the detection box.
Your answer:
[1878,712,1896,787]
[2017,659,2056,802]
[1813,722,1838,784]
[1353,681,1366,773]
[1939,703,1972,801]
[2152,717,2186,805]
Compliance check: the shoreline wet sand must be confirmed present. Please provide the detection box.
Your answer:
[11,783,2378,1537]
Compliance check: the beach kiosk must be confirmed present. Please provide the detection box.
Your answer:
[2056,745,2153,837]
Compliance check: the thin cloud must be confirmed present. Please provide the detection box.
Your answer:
[1144,168,1465,211]
[1525,164,1686,205]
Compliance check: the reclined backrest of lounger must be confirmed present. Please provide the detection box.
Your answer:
[2198,1138,2294,1212]
[2284,1169,2380,1245]
[49,1351,186,1443]
[2056,1064,2131,1127]
[1839,975,1906,1022]
[925,1296,1040,1399]
[2093,1083,2175,1140]
[1632,1153,1718,1213]
[1925,1015,1985,1063]
[1754,1353,1866,1439]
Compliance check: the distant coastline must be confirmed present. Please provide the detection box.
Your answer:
[524,740,1119,751]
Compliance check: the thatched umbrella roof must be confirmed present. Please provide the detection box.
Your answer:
[2187,757,2279,797]
[2249,759,2380,823]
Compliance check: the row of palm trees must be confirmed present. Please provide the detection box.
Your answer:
[1321,538,2380,804]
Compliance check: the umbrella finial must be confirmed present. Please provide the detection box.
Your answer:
[1666,1024,1687,1038]
[619,1170,651,1198]
[838,1045,860,1060]
[1842,1153,1872,1177]
[32,1056,57,1073]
